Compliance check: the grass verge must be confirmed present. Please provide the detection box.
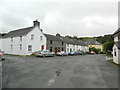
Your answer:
[107,60,120,67]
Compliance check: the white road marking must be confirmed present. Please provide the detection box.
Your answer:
[47,75,57,87]
[45,61,50,63]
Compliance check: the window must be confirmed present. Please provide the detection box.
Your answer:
[11,44,13,50]
[67,44,69,47]
[50,40,52,44]
[11,37,13,42]
[67,48,69,52]
[62,42,64,45]
[118,34,120,41]
[31,34,34,40]
[114,49,116,56]
[58,47,60,52]
[50,47,52,52]
[40,36,43,41]
[20,36,22,41]
[20,44,22,50]
[62,47,64,51]
[28,45,32,51]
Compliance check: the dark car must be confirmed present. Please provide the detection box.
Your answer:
[0,51,5,61]
[68,51,78,56]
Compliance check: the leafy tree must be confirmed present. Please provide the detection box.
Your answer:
[96,35,114,44]
[103,41,114,52]
[73,36,78,39]
[89,47,101,54]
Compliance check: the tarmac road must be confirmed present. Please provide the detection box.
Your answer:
[2,54,118,88]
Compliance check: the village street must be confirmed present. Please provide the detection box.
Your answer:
[2,55,118,88]
[0,61,2,89]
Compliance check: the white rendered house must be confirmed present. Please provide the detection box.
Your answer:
[0,34,2,50]
[2,20,46,55]
[113,28,120,64]
[64,38,89,53]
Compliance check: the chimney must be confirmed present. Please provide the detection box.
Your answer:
[33,20,40,28]
[56,33,60,37]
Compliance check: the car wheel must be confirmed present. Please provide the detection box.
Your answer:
[2,58,5,61]
[43,55,45,58]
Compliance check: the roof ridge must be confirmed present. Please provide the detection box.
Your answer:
[10,26,34,32]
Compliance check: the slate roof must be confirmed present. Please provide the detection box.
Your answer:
[83,39,101,45]
[3,26,34,38]
[113,28,120,36]
[1,23,98,47]
[44,34,63,42]
[115,42,120,49]
[71,39,80,45]
[60,37,74,44]
[78,40,88,46]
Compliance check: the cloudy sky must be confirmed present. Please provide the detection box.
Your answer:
[0,0,119,37]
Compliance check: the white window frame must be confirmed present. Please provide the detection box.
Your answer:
[31,34,34,40]
[20,44,22,50]
[40,36,43,41]
[11,44,13,50]
[28,45,32,51]
[11,37,13,42]
[20,36,22,42]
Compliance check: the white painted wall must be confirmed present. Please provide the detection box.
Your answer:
[25,27,46,55]
[66,43,89,53]
[2,27,46,55]
[66,44,73,53]
[118,50,120,64]
[114,36,118,42]
[2,36,27,55]
[113,45,119,64]
[0,38,2,50]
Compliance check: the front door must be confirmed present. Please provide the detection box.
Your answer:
[41,45,44,50]
[55,47,57,54]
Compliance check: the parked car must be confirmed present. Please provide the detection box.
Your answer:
[77,51,85,55]
[68,51,78,56]
[89,51,95,55]
[34,50,55,57]
[56,51,68,56]
[0,50,5,61]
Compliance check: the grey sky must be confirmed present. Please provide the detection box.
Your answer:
[0,0,119,37]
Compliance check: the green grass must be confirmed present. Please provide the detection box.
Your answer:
[4,53,35,57]
[106,54,113,57]
[107,60,120,67]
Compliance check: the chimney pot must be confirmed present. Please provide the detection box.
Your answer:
[33,20,40,28]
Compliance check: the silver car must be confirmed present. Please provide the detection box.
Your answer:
[34,50,55,57]
[56,51,68,56]
[0,51,5,61]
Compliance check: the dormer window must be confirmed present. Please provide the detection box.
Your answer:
[31,34,34,40]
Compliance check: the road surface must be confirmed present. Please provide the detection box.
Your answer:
[2,54,118,88]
